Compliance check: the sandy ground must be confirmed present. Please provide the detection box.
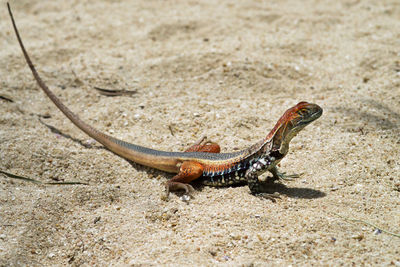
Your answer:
[1,0,400,265]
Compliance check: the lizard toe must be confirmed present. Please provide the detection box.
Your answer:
[255,192,281,202]
[166,181,194,195]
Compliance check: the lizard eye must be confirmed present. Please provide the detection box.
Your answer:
[298,109,307,115]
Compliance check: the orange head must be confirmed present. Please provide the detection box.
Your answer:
[266,101,323,154]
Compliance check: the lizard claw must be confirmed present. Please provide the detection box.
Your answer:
[255,192,281,202]
[276,172,303,181]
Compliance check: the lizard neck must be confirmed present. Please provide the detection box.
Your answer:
[242,116,293,162]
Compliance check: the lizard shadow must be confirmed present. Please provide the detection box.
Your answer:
[193,179,326,199]
[258,181,326,199]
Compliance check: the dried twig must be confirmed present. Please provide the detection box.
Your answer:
[0,170,88,185]
[168,125,175,136]
[333,212,400,238]
[0,95,14,102]
[93,86,137,96]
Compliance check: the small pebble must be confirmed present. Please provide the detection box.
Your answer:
[180,195,191,202]
[209,250,217,256]
[351,233,364,241]
[93,216,101,224]
[373,229,382,235]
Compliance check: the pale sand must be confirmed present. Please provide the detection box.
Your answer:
[1,0,399,265]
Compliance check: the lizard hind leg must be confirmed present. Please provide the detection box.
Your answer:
[165,161,204,197]
[185,136,221,153]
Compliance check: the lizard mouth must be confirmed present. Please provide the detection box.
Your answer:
[310,107,323,120]
[300,106,323,125]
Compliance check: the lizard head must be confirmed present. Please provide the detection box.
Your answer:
[266,101,323,156]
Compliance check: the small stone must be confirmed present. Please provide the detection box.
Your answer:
[180,195,190,202]
[160,194,168,201]
[351,233,364,241]
[209,249,217,256]
[93,216,101,224]
[373,229,382,235]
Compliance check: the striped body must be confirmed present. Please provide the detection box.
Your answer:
[200,150,282,187]
[201,159,252,186]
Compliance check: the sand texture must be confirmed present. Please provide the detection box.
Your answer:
[1,0,400,265]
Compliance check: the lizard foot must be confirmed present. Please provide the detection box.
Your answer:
[255,192,281,202]
[164,181,194,200]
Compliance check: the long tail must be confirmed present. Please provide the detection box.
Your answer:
[7,3,113,147]
[7,3,179,172]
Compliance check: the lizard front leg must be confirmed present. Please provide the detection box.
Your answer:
[165,161,204,197]
[246,158,281,202]
[246,170,280,202]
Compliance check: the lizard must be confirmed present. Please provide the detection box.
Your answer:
[7,3,322,200]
